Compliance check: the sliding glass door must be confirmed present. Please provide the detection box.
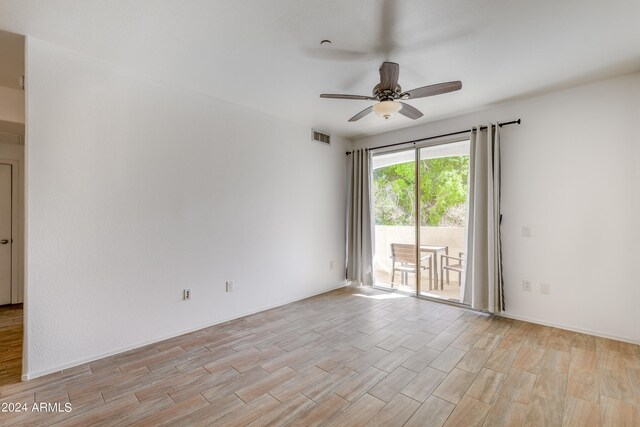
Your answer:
[417,141,470,302]
[371,139,470,304]
[371,150,418,293]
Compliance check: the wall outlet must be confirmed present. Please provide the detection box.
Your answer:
[226,281,234,292]
[330,260,335,269]
[540,283,551,294]
[522,280,532,291]
[522,226,532,237]
[183,289,192,300]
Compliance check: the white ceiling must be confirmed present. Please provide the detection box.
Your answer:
[0,0,639,139]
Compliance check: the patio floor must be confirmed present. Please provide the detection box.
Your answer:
[374,270,463,302]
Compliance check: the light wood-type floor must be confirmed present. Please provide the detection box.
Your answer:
[0,304,22,387]
[0,287,639,426]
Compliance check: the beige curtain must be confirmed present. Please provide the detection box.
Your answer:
[463,125,504,312]
[346,149,374,286]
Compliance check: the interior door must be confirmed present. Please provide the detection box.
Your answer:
[0,163,12,305]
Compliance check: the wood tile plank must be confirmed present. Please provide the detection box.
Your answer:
[426,331,458,351]
[432,368,477,405]
[247,393,315,427]
[600,395,639,427]
[570,348,598,371]
[372,346,414,373]
[234,366,298,403]
[443,396,491,427]
[54,394,140,426]
[401,366,447,403]
[334,366,387,402]
[131,393,210,427]
[541,348,570,373]
[532,367,567,402]
[473,332,502,352]
[499,368,537,404]
[482,396,528,427]
[465,368,506,404]
[513,344,545,374]
[400,331,436,351]
[368,366,417,403]
[457,348,492,374]
[562,395,600,427]
[450,331,482,352]
[405,395,455,427]
[172,392,245,426]
[567,366,599,403]
[484,348,517,375]
[288,394,350,427]
[302,366,357,402]
[324,393,386,427]
[365,393,420,426]
[523,395,564,427]
[430,347,466,373]
[598,368,635,404]
[401,345,441,373]
[210,393,279,427]
[627,367,640,405]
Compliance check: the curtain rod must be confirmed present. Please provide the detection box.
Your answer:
[346,119,521,155]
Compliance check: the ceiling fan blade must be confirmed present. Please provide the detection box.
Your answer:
[348,106,374,122]
[403,81,462,99]
[320,94,376,100]
[379,62,399,90]
[398,102,424,120]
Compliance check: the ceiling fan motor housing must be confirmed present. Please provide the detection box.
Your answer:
[373,83,403,101]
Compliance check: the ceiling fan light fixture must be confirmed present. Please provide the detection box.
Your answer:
[373,100,402,120]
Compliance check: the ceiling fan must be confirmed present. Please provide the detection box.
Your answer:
[320,62,462,122]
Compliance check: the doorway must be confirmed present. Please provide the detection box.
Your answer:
[371,139,470,304]
[0,28,25,386]
[0,160,22,386]
[0,162,13,304]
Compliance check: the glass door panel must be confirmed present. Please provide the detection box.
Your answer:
[371,150,418,293]
[417,141,470,302]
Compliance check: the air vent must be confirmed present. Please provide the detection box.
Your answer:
[312,129,331,145]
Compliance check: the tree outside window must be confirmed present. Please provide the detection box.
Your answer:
[372,156,469,227]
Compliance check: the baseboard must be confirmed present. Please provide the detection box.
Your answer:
[22,280,347,381]
[498,312,640,346]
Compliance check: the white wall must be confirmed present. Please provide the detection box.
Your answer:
[0,85,24,124]
[25,38,348,378]
[354,73,640,343]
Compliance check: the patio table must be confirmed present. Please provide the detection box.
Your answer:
[420,245,449,290]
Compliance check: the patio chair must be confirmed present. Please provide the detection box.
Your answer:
[390,243,432,288]
[441,252,464,288]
